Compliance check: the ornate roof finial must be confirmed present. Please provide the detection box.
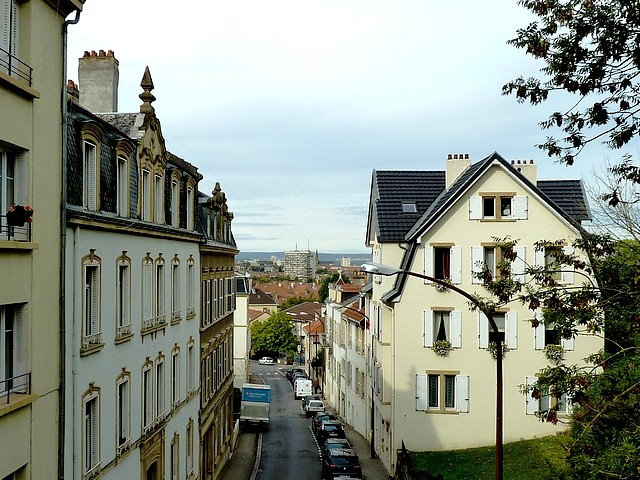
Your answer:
[139,66,156,114]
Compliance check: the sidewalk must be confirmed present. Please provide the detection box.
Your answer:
[219,429,257,480]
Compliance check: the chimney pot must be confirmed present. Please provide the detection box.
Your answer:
[453,154,458,159]
[448,154,452,159]
[529,159,534,164]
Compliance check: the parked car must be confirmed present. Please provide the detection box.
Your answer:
[286,366,305,380]
[320,437,352,458]
[304,399,325,417]
[316,420,347,443]
[312,412,338,436]
[290,371,308,383]
[321,447,362,479]
[302,394,321,410]
[259,356,274,365]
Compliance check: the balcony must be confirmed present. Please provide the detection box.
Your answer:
[142,315,168,335]
[0,49,33,86]
[0,372,36,417]
[80,332,104,356]
[1,216,32,242]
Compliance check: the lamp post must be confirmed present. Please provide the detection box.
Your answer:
[327,301,377,459]
[360,262,504,480]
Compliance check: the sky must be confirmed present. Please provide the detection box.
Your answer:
[66,1,620,254]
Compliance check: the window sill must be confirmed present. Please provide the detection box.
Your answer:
[0,71,40,99]
[115,332,134,345]
[0,240,39,251]
[80,342,105,356]
[0,392,37,417]
[171,315,182,326]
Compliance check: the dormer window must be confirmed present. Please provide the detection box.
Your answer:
[402,202,417,213]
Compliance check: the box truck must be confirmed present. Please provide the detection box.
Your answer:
[240,383,271,431]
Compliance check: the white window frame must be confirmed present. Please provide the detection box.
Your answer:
[186,339,195,394]
[186,258,195,317]
[533,310,575,351]
[423,309,462,348]
[0,0,19,75]
[186,186,194,230]
[83,141,98,211]
[535,246,576,285]
[416,372,469,413]
[142,257,153,329]
[0,303,27,394]
[525,376,572,416]
[141,169,151,221]
[154,173,164,223]
[116,259,131,338]
[82,260,102,349]
[478,311,518,349]
[116,375,130,452]
[83,390,101,475]
[155,356,165,419]
[142,363,153,430]
[116,155,129,217]
[171,260,181,321]
[155,258,165,323]
[171,348,180,406]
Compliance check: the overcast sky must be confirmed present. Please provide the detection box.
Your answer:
[66,1,617,254]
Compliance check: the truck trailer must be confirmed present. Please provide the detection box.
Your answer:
[240,383,272,431]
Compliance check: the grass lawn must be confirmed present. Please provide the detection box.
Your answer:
[409,434,572,480]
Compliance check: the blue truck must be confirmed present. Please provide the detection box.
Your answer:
[240,383,272,431]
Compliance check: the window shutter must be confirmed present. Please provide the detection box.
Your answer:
[513,196,528,219]
[87,144,97,210]
[415,373,427,411]
[534,310,545,350]
[561,246,575,284]
[506,312,518,349]
[450,246,462,284]
[122,266,130,326]
[469,196,482,219]
[512,246,526,284]
[534,248,545,268]
[562,333,575,351]
[455,375,469,413]
[9,0,17,57]
[471,246,483,284]
[13,303,27,391]
[143,262,152,320]
[122,381,130,440]
[90,397,100,466]
[450,310,462,348]
[90,267,99,336]
[14,151,28,205]
[424,246,433,282]
[0,1,10,56]
[525,377,538,415]
[478,312,489,349]
[423,310,433,347]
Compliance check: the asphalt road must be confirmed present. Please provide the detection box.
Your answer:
[253,363,322,480]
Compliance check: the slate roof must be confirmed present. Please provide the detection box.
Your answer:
[537,180,591,222]
[95,112,142,138]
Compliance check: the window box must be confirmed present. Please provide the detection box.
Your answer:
[431,339,453,357]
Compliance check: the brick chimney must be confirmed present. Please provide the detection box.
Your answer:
[66,79,79,104]
[511,159,537,184]
[78,49,119,113]
[445,153,471,188]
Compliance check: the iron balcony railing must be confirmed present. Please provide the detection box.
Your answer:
[1,216,32,242]
[0,372,32,404]
[0,49,33,86]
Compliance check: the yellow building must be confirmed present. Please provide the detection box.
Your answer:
[0,1,83,479]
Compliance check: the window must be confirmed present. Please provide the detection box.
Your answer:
[186,186,194,230]
[525,376,571,416]
[83,141,98,211]
[116,374,130,452]
[401,202,417,213]
[423,310,462,347]
[171,347,180,406]
[171,259,181,322]
[116,155,129,217]
[142,362,153,429]
[415,372,468,413]
[186,257,195,317]
[478,311,518,349]
[154,174,164,223]
[155,257,165,324]
[142,256,153,330]
[83,388,101,475]
[186,339,195,394]
[535,246,575,284]
[186,418,194,476]
[469,195,528,220]
[171,180,179,227]
[141,169,151,221]
[0,303,26,394]
[1,148,28,222]
[82,255,102,351]
[534,311,575,351]
[0,0,26,82]
[482,196,495,218]
[155,356,165,419]
[425,246,462,284]
[170,433,179,480]
[116,257,131,340]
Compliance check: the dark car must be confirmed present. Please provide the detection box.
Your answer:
[321,437,352,458]
[290,371,308,384]
[286,367,305,381]
[302,394,321,410]
[312,412,338,435]
[321,447,362,479]
[316,420,346,444]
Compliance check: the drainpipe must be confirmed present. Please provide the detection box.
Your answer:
[60,7,82,480]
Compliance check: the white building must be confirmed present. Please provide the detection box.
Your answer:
[284,249,316,279]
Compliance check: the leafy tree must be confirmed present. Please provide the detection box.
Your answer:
[504,1,640,196]
[250,311,299,358]
[318,272,349,302]
[280,295,317,310]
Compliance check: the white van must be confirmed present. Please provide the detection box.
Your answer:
[294,378,313,399]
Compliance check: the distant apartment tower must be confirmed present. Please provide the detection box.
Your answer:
[341,257,351,267]
[284,249,316,279]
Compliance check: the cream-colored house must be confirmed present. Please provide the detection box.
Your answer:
[363,152,602,474]
[0,1,83,479]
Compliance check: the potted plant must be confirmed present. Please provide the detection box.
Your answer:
[432,339,453,357]
[6,204,34,227]
[544,344,564,364]
[487,341,509,360]
[434,278,453,292]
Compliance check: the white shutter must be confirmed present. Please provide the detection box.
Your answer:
[534,248,545,269]
[13,303,27,391]
[512,246,526,284]
[90,267,99,336]
[90,397,100,467]
[455,375,469,413]
[86,143,97,210]
[9,0,17,57]
[423,310,433,347]
[525,377,538,415]
[143,262,152,320]
[506,311,518,349]
[0,0,10,56]
[415,373,427,411]
[562,333,575,351]
[561,246,575,284]
[450,310,462,348]
[471,246,483,284]
[122,381,130,440]
[424,246,433,283]
[534,310,545,350]
[469,196,482,219]
[122,266,130,326]
[513,196,528,219]
[478,312,489,349]
[14,151,27,206]
[450,246,462,284]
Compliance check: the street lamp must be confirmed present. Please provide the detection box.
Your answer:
[360,262,504,480]
[327,300,377,459]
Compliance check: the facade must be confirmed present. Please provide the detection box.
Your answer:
[0,1,84,479]
[198,183,238,479]
[233,274,251,388]
[284,249,316,279]
[332,152,603,474]
[63,55,202,480]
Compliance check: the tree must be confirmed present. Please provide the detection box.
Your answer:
[318,272,349,302]
[250,311,299,358]
[280,295,317,310]
[504,1,640,195]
